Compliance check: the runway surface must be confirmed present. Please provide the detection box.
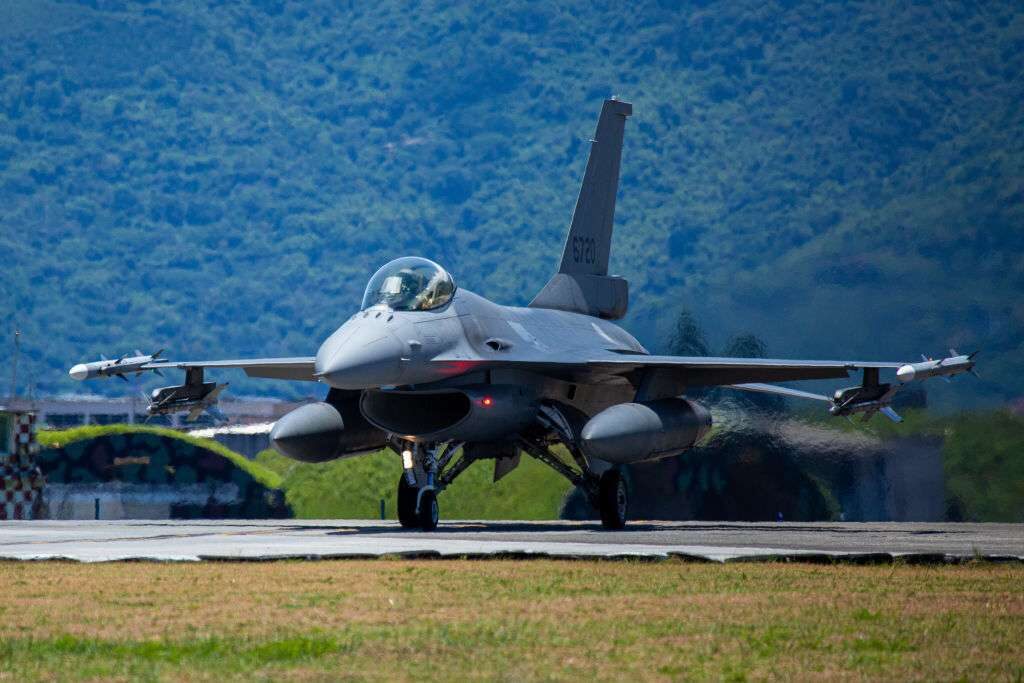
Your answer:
[1,520,1022,562]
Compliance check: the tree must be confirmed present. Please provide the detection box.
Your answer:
[722,333,785,413]
[668,308,709,357]
[722,333,767,359]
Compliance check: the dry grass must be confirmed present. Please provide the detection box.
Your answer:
[0,560,1021,681]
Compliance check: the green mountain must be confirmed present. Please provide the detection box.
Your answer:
[2,0,1021,408]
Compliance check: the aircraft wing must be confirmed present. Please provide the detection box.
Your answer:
[432,352,903,387]
[141,357,317,381]
[582,354,903,385]
[428,351,929,418]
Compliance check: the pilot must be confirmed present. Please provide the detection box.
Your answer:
[364,258,455,312]
[380,270,424,310]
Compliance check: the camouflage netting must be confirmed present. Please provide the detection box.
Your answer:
[37,432,290,519]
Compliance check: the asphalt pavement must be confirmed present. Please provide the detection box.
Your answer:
[1,519,1021,563]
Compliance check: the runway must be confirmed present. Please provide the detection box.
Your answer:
[1,520,1022,563]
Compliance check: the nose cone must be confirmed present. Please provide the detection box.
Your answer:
[69,363,90,381]
[315,321,406,389]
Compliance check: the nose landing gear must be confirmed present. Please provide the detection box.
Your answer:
[395,475,440,531]
[417,489,439,531]
[392,441,467,531]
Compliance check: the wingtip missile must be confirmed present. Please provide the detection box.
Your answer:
[68,363,91,381]
[68,350,169,381]
[896,351,977,384]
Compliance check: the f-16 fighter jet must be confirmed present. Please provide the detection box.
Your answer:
[69,99,975,530]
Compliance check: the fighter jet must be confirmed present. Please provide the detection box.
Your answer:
[69,99,975,530]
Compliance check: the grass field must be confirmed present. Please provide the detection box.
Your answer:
[256,447,573,520]
[0,561,1021,680]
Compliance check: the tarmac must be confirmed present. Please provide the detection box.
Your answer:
[0,520,1022,563]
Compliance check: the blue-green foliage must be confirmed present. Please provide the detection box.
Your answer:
[1,1,1021,410]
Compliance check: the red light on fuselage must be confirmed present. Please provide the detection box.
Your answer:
[481,396,493,407]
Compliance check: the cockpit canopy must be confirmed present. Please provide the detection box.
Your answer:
[361,257,456,312]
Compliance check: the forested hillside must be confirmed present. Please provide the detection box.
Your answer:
[1,0,1021,406]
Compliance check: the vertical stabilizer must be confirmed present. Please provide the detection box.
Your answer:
[530,99,632,319]
[558,98,632,276]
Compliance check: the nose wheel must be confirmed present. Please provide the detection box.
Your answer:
[417,489,439,531]
[396,473,441,531]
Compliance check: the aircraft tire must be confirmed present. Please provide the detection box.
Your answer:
[417,489,439,531]
[598,469,628,530]
[397,475,417,528]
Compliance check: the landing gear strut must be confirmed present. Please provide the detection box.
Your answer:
[518,438,629,530]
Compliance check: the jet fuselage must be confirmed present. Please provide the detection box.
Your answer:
[315,286,646,410]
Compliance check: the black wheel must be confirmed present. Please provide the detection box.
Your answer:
[397,474,417,528]
[598,469,628,530]
[417,488,439,531]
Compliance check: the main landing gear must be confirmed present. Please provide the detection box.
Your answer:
[391,408,630,532]
[518,404,630,530]
[517,435,629,530]
[598,468,628,530]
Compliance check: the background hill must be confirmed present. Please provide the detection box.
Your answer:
[1,0,1021,408]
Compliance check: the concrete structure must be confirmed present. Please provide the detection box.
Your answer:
[35,429,290,520]
[0,520,1020,563]
[44,482,248,520]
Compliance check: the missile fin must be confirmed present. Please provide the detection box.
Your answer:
[880,406,903,423]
